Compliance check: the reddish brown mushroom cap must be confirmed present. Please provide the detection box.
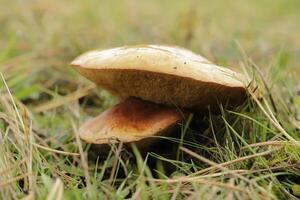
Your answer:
[79,97,184,144]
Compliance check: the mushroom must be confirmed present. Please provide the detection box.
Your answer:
[78,97,184,147]
[71,45,247,147]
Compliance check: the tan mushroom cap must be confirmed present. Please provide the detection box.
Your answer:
[79,97,184,144]
[71,45,247,111]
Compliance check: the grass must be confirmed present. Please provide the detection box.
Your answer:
[0,0,300,199]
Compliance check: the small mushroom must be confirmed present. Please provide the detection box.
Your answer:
[71,45,247,146]
[78,97,184,147]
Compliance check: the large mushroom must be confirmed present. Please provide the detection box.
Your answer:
[71,45,247,146]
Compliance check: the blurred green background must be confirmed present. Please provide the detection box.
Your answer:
[1,0,300,66]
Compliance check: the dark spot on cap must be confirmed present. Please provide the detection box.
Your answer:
[173,67,177,69]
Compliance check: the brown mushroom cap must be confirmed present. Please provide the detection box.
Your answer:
[79,97,184,145]
[71,45,247,111]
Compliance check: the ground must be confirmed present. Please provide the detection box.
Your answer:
[0,0,300,199]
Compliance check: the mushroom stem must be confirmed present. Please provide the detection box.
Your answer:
[79,97,185,147]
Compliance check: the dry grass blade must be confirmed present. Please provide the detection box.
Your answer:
[290,119,300,130]
[131,187,142,200]
[27,120,33,195]
[32,143,80,156]
[170,182,182,200]
[0,72,26,133]
[0,158,26,176]
[241,141,294,150]
[108,142,124,186]
[0,172,32,188]
[154,177,250,193]
[249,60,278,113]
[46,178,64,200]
[21,192,35,200]
[188,149,276,176]
[180,147,275,199]
[71,119,92,197]
[20,192,34,200]
[225,178,235,200]
[249,89,300,147]
[34,84,96,113]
